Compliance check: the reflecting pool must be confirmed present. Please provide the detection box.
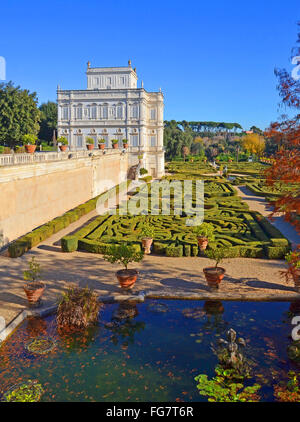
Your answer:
[0,300,299,402]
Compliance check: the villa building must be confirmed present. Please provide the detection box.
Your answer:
[57,61,165,177]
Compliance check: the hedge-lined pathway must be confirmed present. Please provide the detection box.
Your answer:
[234,185,300,249]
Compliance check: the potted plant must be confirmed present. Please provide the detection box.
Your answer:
[194,222,215,251]
[203,247,226,290]
[98,138,106,150]
[139,168,148,176]
[140,224,155,254]
[122,139,129,149]
[103,244,144,289]
[282,251,300,292]
[111,139,119,149]
[23,257,45,307]
[86,137,95,150]
[22,134,37,154]
[57,136,68,152]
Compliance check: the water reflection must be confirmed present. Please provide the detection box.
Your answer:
[105,301,145,347]
[202,300,228,333]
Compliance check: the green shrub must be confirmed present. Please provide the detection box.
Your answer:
[265,245,290,259]
[8,240,30,258]
[166,244,183,257]
[61,236,78,252]
[78,239,111,254]
[22,134,37,145]
[139,168,148,176]
[139,176,152,183]
[103,243,144,269]
[153,242,167,255]
[184,244,191,257]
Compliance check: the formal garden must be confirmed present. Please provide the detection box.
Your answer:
[60,163,290,261]
[0,157,299,402]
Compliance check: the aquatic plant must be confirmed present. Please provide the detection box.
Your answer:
[57,286,101,331]
[195,371,261,402]
[195,328,260,402]
[274,371,300,402]
[1,380,44,402]
[25,336,57,355]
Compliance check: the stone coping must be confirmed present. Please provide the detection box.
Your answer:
[1,289,300,345]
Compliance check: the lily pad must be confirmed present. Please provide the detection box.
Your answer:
[25,336,57,355]
[1,380,44,402]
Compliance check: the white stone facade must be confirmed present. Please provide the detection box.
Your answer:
[57,61,165,178]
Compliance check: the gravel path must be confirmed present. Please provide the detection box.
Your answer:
[234,185,300,249]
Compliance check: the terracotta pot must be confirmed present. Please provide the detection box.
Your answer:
[86,144,94,150]
[25,145,36,154]
[116,269,138,289]
[292,269,300,292]
[197,236,208,250]
[98,143,105,150]
[123,143,129,149]
[112,143,119,149]
[203,267,225,289]
[59,145,67,152]
[24,282,45,307]
[142,238,153,254]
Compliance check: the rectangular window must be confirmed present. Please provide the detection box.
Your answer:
[76,107,82,120]
[109,107,115,118]
[131,105,138,119]
[62,107,69,120]
[117,106,123,119]
[76,135,83,148]
[91,106,97,119]
[103,106,108,119]
[150,136,156,147]
[131,135,139,147]
[120,77,125,85]
[150,108,156,120]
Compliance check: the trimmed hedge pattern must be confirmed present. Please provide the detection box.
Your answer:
[61,180,290,259]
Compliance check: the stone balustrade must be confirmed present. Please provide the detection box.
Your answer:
[0,148,127,167]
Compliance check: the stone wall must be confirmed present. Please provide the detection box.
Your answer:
[0,150,129,247]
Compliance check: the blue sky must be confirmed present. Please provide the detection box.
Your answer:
[0,0,299,130]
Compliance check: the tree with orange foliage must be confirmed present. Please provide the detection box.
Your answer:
[265,23,300,237]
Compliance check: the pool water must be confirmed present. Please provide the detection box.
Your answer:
[0,299,299,402]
